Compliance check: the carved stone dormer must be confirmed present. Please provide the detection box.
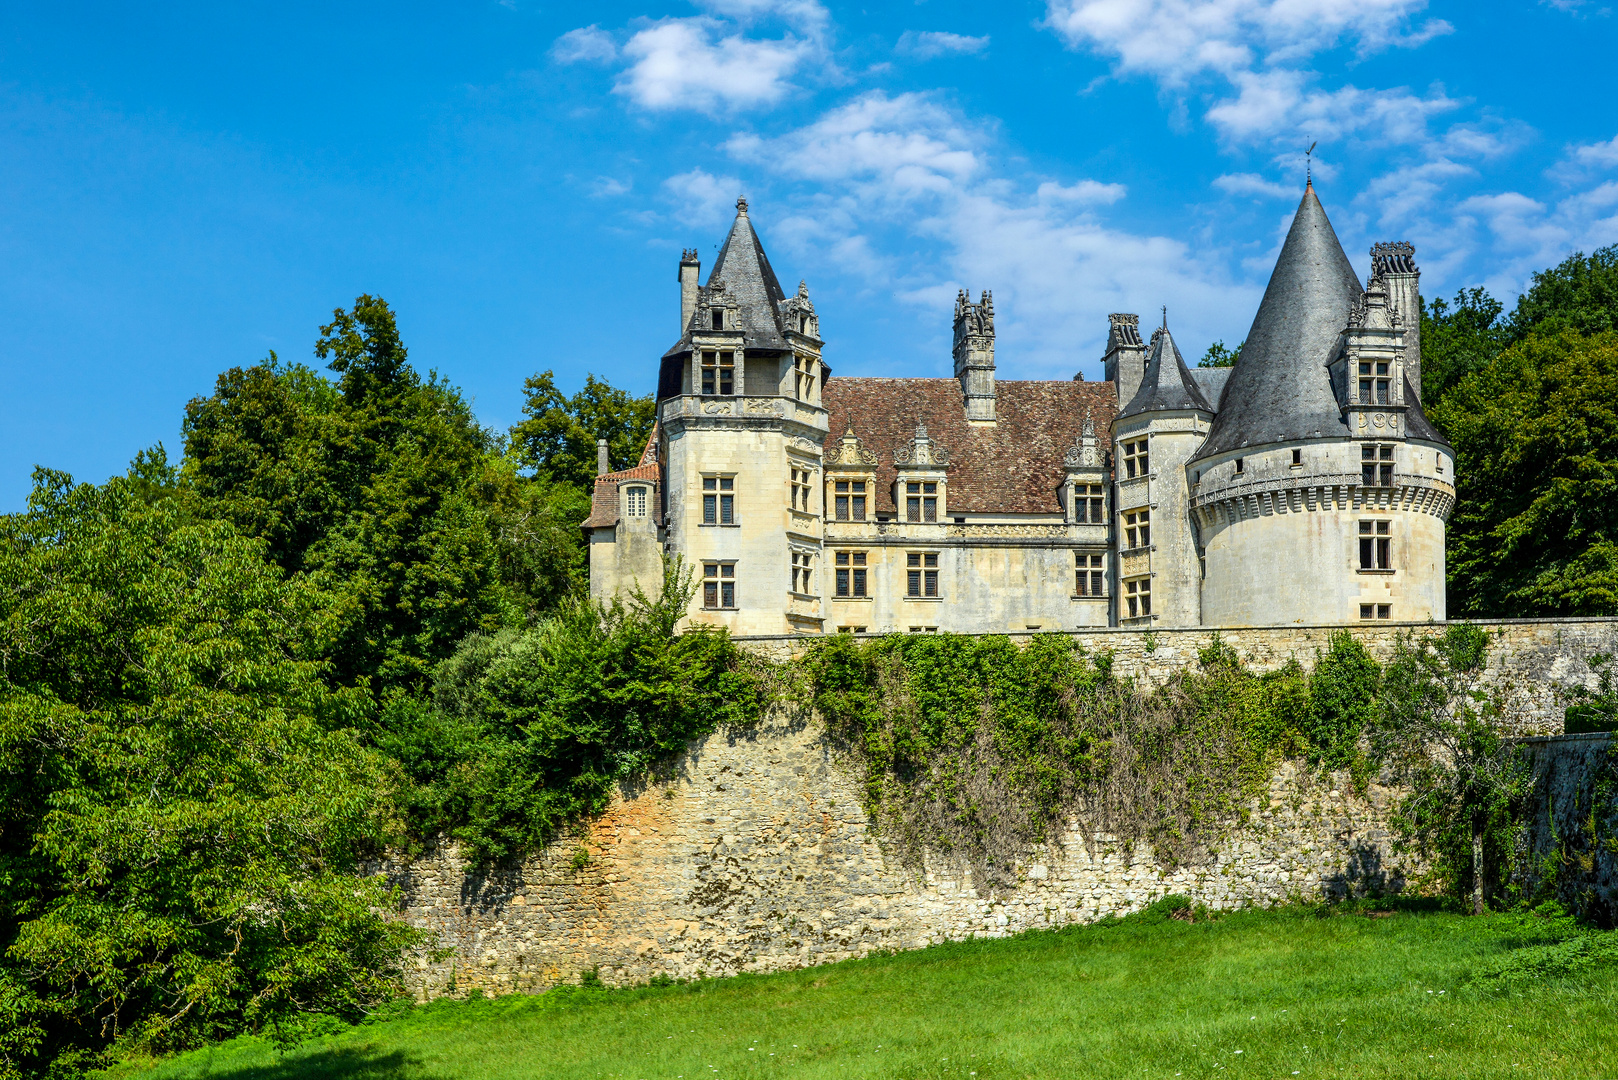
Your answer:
[894,421,949,523]
[1371,241,1422,402]
[690,281,745,396]
[1063,408,1109,524]
[826,427,878,468]
[779,280,820,343]
[1333,273,1409,441]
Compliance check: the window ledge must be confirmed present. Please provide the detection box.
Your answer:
[832,596,873,603]
[788,590,818,601]
[701,607,739,612]
[1357,568,1396,575]
[902,596,945,603]
[1071,595,1109,601]
[699,523,742,528]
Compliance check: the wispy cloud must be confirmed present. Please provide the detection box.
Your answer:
[1213,172,1294,199]
[897,30,990,59]
[551,25,617,64]
[663,168,748,226]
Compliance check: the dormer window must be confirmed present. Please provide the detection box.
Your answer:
[700,351,734,395]
[906,482,938,523]
[1357,361,1391,404]
[624,487,647,517]
[711,309,724,331]
[794,354,816,401]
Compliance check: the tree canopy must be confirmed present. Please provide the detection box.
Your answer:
[510,371,657,488]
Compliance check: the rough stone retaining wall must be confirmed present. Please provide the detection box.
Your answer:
[387,618,1618,998]
[1513,733,1617,921]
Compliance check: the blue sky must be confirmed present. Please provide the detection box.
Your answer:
[3,0,1616,510]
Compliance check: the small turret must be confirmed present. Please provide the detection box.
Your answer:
[679,248,701,334]
[953,289,996,423]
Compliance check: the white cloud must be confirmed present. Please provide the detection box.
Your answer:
[1043,0,1451,85]
[1552,133,1618,181]
[615,19,814,112]
[1203,70,1459,147]
[719,92,1248,377]
[590,176,632,197]
[1213,172,1293,199]
[552,25,617,64]
[663,168,747,226]
[897,31,991,59]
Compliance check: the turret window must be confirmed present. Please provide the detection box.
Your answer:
[1124,577,1151,618]
[834,480,866,521]
[702,476,735,525]
[1357,361,1391,404]
[702,562,736,609]
[794,354,816,401]
[1124,509,1150,550]
[790,467,813,511]
[624,487,647,517]
[906,482,938,522]
[700,351,735,395]
[1359,520,1392,571]
[1122,439,1149,478]
[790,550,813,595]
[1361,445,1394,486]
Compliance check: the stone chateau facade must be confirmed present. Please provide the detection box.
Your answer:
[584,186,1455,634]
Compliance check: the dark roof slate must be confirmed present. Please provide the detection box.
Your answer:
[1191,185,1363,462]
[1118,327,1214,419]
[1188,365,1232,407]
[663,200,788,358]
[822,378,1119,515]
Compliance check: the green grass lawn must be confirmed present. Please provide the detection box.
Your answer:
[121,904,1618,1080]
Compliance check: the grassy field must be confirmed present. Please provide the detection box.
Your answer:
[121,902,1618,1080]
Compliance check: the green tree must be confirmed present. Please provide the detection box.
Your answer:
[1305,630,1380,771]
[510,371,656,487]
[1420,288,1507,406]
[1197,340,1241,368]
[0,470,420,1078]
[1371,626,1530,914]
[1433,330,1618,616]
[184,297,584,692]
[1507,244,1618,342]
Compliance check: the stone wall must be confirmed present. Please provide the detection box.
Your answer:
[1512,733,1617,923]
[387,618,1618,997]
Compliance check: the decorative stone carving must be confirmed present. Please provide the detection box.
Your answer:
[827,428,878,466]
[745,397,785,415]
[894,421,950,466]
[703,401,733,415]
[778,280,820,341]
[1064,409,1103,468]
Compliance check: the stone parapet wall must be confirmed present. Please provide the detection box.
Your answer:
[387,619,1618,998]
[389,715,1412,999]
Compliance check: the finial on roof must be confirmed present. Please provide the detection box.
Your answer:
[1305,140,1317,189]
[1161,305,1167,330]
[915,420,928,440]
[736,196,749,215]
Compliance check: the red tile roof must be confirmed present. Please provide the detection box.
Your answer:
[822,378,1118,515]
[581,433,661,530]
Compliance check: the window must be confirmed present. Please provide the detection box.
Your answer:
[908,626,938,634]
[1292,448,1302,466]
[1360,604,1391,620]
[1361,445,1394,486]
[790,467,813,511]
[790,551,813,594]
[793,355,816,401]
[1076,553,1106,597]
[1124,510,1151,550]
[1122,439,1149,478]
[833,480,866,521]
[1437,452,1445,474]
[1234,457,1244,475]
[624,486,647,517]
[1078,484,1105,523]
[906,552,939,597]
[1359,520,1392,570]
[702,563,735,609]
[837,625,867,633]
[711,309,724,331]
[834,551,867,597]
[700,350,734,395]
[702,476,735,525]
[1124,577,1151,618]
[906,482,938,523]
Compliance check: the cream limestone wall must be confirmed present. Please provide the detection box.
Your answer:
[1194,439,1454,627]
[588,494,663,603]
[1114,412,1210,628]
[386,618,1616,997]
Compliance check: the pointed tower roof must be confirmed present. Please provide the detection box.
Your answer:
[1118,325,1213,419]
[1190,184,1364,462]
[706,196,789,350]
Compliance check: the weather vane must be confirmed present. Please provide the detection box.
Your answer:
[1306,140,1317,184]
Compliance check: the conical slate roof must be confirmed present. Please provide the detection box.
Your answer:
[1119,325,1214,419]
[663,198,790,356]
[1190,185,1363,462]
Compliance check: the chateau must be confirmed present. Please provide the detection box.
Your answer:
[584,184,1455,633]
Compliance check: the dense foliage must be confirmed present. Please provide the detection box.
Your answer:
[510,371,657,488]
[375,562,766,864]
[0,471,423,1078]
[1196,340,1241,368]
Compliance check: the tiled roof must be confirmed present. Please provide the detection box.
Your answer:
[822,378,1119,515]
[581,433,661,530]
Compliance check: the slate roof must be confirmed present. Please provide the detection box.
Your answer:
[581,432,661,530]
[1188,365,1232,407]
[663,199,788,359]
[1191,184,1362,462]
[822,378,1119,515]
[1118,326,1214,419]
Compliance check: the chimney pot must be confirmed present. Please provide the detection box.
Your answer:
[596,438,610,476]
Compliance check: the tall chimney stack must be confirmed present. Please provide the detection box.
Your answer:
[596,438,610,477]
[1371,242,1422,403]
[952,289,997,423]
[679,249,701,335]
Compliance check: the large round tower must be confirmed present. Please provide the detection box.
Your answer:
[1187,184,1454,626]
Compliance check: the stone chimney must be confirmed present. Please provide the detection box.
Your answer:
[1101,313,1146,407]
[679,248,701,335]
[1371,242,1421,402]
[596,438,610,476]
[953,289,996,423]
